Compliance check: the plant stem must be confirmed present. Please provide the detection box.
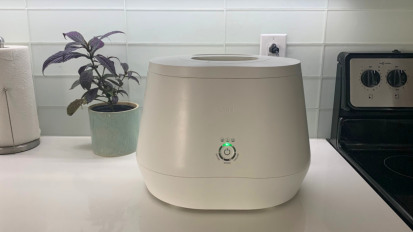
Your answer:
[89,57,114,111]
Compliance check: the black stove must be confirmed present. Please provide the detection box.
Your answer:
[328,52,413,230]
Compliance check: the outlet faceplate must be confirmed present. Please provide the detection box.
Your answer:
[259,34,287,57]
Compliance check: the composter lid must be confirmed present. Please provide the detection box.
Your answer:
[148,54,301,78]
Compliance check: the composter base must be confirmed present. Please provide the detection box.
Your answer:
[138,162,310,210]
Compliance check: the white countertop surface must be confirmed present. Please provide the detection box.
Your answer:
[0,137,410,232]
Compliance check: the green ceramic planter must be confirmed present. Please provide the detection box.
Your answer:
[88,102,140,157]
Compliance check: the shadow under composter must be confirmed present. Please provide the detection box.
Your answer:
[137,187,305,232]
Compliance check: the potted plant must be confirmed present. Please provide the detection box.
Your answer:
[42,31,141,157]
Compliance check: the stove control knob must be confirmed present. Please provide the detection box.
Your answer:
[361,70,381,87]
[387,70,407,87]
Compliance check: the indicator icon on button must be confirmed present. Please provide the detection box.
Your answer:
[368,94,373,99]
[220,137,224,142]
[231,137,235,142]
[226,138,230,142]
[218,144,236,161]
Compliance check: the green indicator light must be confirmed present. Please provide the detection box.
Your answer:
[223,143,233,146]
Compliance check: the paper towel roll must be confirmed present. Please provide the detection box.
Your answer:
[0,46,40,147]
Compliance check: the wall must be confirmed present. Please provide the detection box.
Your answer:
[1,0,413,138]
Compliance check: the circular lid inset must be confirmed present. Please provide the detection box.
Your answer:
[148,54,301,79]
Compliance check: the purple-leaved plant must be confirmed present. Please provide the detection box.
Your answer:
[42,31,140,116]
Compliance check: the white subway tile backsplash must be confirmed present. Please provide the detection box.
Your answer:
[226,11,325,43]
[0,0,26,8]
[323,45,413,77]
[225,45,323,110]
[306,109,319,138]
[127,11,225,43]
[0,10,29,42]
[38,106,91,136]
[326,10,413,43]
[287,45,323,76]
[317,109,333,138]
[2,2,410,138]
[34,76,130,107]
[32,44,128,76]
[303,78,321,109]
[128,45,225,75]
[28,10,126,42]
[126,0,224,9]
[227,0,327,8]
[129,77,146,107]
[224,45,323,77]
[320,77,336,109]
[328,0,413,9]
[38,106,143,136]
[26,0,124,8]
[225,45,259,54]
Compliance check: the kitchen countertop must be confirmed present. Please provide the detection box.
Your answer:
[0,137,410,232]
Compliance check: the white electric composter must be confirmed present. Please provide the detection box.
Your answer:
[137,54,310,210]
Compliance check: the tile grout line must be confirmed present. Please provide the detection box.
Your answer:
[5,7,413,12]
[123,0,131,102]
[316,1,330,138]
[36,104,322,110]
[24,0,37,105]
[22,42,413,46]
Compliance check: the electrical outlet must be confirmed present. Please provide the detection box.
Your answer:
[259,34,287,57]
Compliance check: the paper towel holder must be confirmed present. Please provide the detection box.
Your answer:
[1,80,40,154]
[0,36,4,48]
[0,88,40,155]
[0,40,40,154]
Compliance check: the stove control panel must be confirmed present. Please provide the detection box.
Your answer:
[350,58,413,107]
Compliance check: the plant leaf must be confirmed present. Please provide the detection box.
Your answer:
[67,99,85,116]
[106,79,121,87]
[107,56,120,61]
[130,76,140,84]
[42,51,87,75]
[63,52,87,62]
[42,51,65,74]
[104,81,114,90]
[117,89,128,97]
[70,79,80,90]
[99,31,125,40]
[79,69,94,90]
[89,37,104,55]
[112,95,119,104]
[107,56,123,67]
[116,78,123,87]
[95,55,117,76]
[64,42,82,52]
[63,31,86,46]
[85,88,99,104]
[128,71,140,84]
[78,64,92,75]
[65,42,77,50]
[129,71,141,78]
[121,63,129,73]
